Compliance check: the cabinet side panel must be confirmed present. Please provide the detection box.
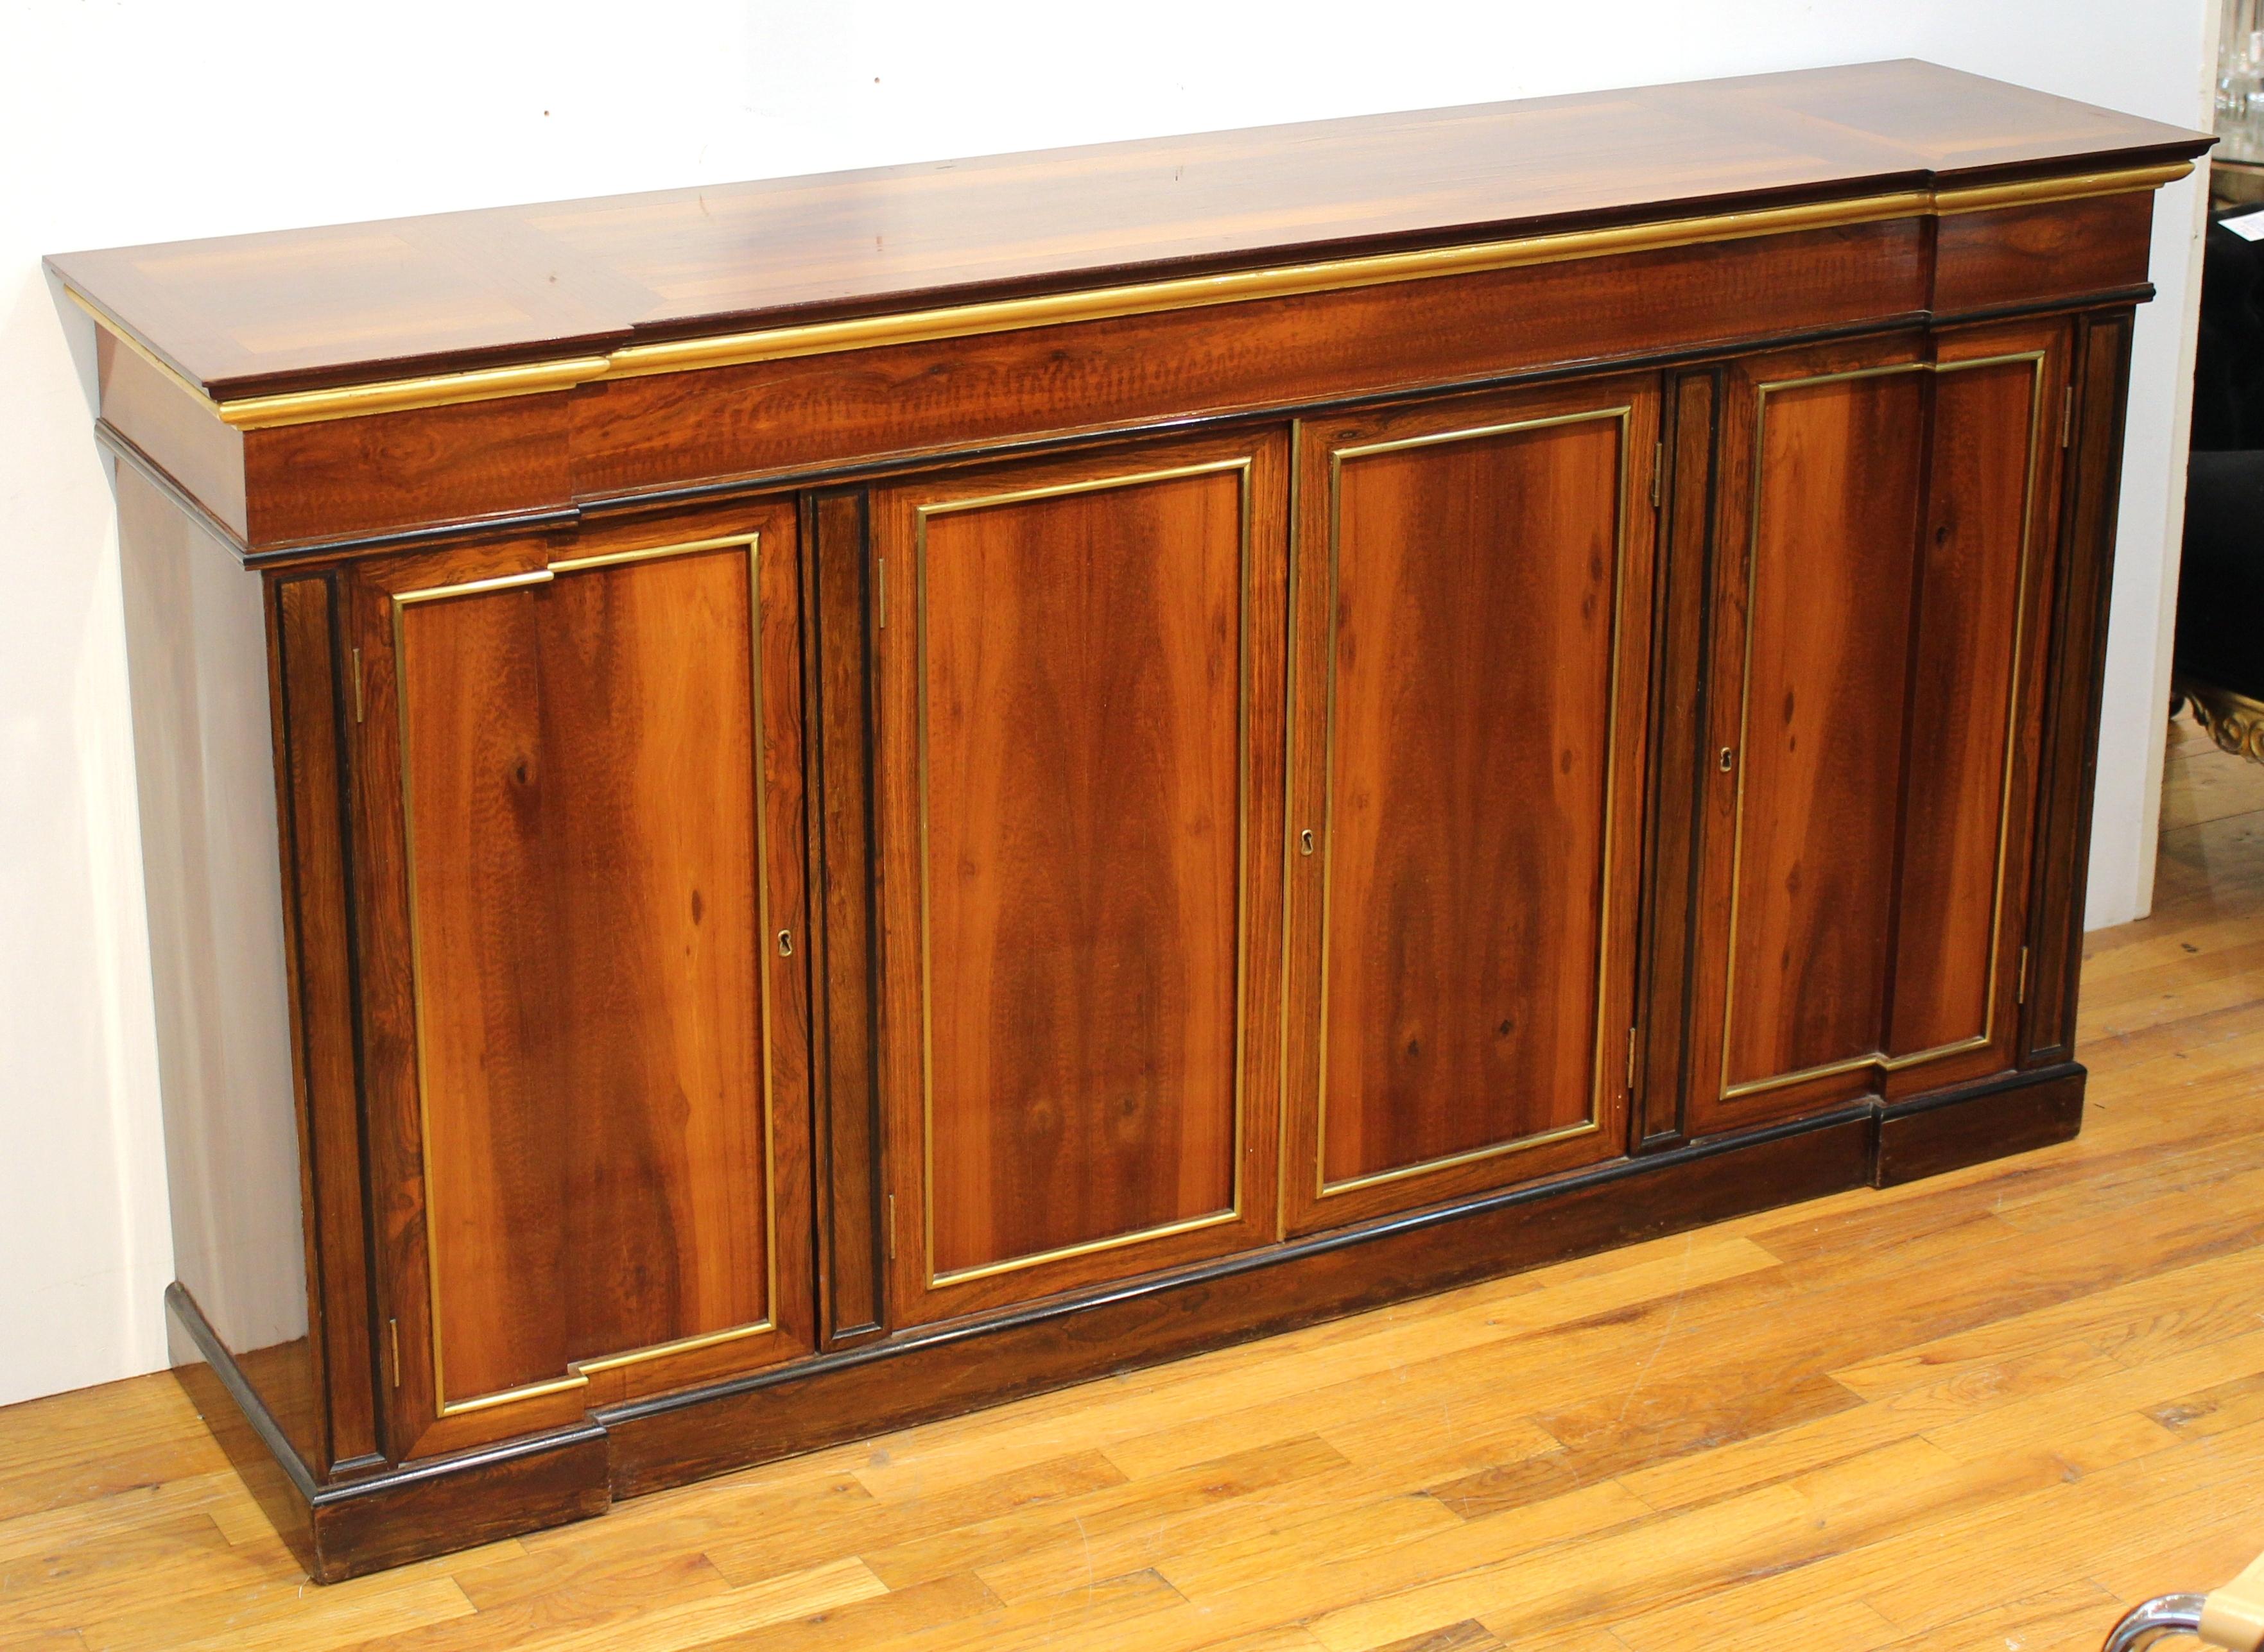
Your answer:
[1888,356,2044,1058]
[1319,417,1624,1183]
[1723,372,1925,1092]
[97,330,247,536]
[115,463,318,1466]
[920,471,1244,1277]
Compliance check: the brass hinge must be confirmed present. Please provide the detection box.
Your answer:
[886,1194,898,1262]
[388,1318,402,1388]
[2060,386,2075,449]
[1626,1025,1640,1090]
[350,647,365,724]
[1651,442,1664,510]
[876,556,887,630]
[2017,945,2031,1005]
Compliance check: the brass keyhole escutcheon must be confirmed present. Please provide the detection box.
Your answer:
[1718,747,1736,773]
[1299,829,1317,856]
[777,929,794,957]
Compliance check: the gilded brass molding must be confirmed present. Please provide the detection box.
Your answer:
[226,357,613,429]
[67,160,2190,433]
[1930,160,2191,215]
[2179,675,2264,762]
[71,289,611,431]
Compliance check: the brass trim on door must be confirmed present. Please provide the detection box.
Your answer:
[1308,405,1636,1199]
[392,531,784,1418]
[909,458,1257,1289]
[1717,350,2048,1102]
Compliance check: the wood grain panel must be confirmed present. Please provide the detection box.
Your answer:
[874,430,1288,1323]
[243,393,573,550]
[1281,377,1658,1232]
[920,473,1240,1272]
[272,576,379,1472]
[1931,192,2157,318]
[96,329,246,535]
[1718,358,1926,1097]
[48,61,2200,399]
[536,549,773,1364]
[383,512,810,1430]
[396,579,569,1404]
[571,221,1925,507]
[809,490,885,1344]
[2025,311,2136,1064]
[1888,348,2050,1060]
[1634,369,1723,1149]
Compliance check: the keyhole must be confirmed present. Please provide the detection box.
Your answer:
[1299,829,1317,856]
[777,930,794,957]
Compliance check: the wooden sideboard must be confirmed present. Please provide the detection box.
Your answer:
[48,60,2210,1579]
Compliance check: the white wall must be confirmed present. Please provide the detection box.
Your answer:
[0,0,2215,1406]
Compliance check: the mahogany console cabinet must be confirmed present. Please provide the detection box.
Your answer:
[49,60,2210,1579]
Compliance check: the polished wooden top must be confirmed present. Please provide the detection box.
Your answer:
[49,60,2206,400]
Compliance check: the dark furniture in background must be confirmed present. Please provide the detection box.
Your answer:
[2177,209,2264,753]
[45,60,2208,1579]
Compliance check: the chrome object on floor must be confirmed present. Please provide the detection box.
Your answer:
[2105,1594,2206,1650]
[2104,1551,2264,1649]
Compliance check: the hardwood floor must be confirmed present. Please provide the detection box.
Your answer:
[11,716,2264,1652]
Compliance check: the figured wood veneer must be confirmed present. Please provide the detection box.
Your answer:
[1281,375,1658,1232]
[1892,350,2055,1059]
[1725,357,1929,1096]
[921,468,1245,1277]
[394,549,776,1404]
[872,431,1290,1325]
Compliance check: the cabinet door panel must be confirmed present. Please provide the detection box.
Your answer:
[876,431,1286,1324]
[1888,350,2053,1062]
[362,503,814,1454]
[1722,365,1925,1095]
[1688,327,2065,1135]
[1283,377,1659,1232]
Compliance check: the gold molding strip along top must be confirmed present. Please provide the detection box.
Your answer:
[74,162,2189,433]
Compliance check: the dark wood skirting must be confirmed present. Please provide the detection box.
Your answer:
[167,1284,610,1583]
[166,1064,2082,1578]
[1874,1064,2087,1185]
